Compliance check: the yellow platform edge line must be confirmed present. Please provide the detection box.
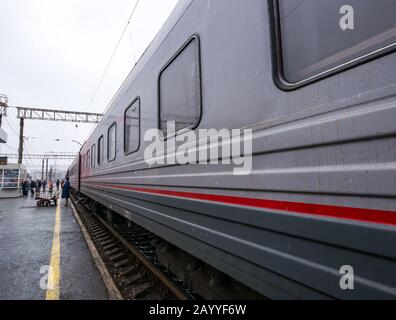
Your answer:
[45,201,61,300]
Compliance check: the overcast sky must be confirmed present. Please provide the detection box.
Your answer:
[0,0,178,175]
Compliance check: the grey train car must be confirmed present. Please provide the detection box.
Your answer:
[68,156,80,192]
[69,0,396,299]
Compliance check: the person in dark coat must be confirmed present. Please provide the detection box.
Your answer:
[35,179,40,194]
[56,179,60,191]
[30,180,36,196]
[61,177,70,206]
[22,180,29,196]
[42,180,47,193]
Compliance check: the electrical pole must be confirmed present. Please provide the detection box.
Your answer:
[0,94,8,127]
[45,158,49,181]
[18,118,24,164]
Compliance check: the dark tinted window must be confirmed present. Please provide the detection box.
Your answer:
[276,0,396,84]
[87,150,90,169]
[98,136,104,165]
[159,36,201,137]
[108,123,116,161]
[124,98,140,154]
[91,144,96,168]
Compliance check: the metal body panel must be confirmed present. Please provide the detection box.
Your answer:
[80,184,396,299]
[69,0,396,298]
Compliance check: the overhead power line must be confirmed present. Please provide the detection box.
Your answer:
[86,0,140,111]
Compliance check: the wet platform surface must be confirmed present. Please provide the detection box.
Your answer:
[0,194,108,300]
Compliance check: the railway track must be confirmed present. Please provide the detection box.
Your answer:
[70,194,195,300]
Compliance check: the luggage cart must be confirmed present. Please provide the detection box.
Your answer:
[35,192,58,207]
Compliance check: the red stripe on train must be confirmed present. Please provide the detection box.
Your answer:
[88,183,396,227]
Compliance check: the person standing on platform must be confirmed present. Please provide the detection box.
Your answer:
[30,180,36,196]
[62,177,70,207]
[35,179,40,194]
[48,180,54,195]
[42,179,47,193]
[56,179,60,191]
[22,180,29,196]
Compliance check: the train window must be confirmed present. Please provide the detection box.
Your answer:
[159,35,201,137]
[98,135,104,165]
[91,144,96,168]
[87,150,90,169]
[83,154,85,170]
[108,123,117,162]
[124,98,140,154]
[273,0,396,87]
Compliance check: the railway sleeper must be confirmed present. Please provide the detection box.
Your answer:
[97,235,111,242]
[118,264,140,277]
[124,273,145,286]
[132,282,154,299]
[109,253,126,262]
[114,259,130,269]
[105,248,122,256]
[93,230,108,236]
[99,239,115,246]
[103,243,118,251]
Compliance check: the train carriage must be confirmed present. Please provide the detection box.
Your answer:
[69,0,396,299]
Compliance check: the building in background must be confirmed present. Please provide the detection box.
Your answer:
[0,163,27,198]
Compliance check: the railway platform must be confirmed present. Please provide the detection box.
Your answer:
[0,195,108,300]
